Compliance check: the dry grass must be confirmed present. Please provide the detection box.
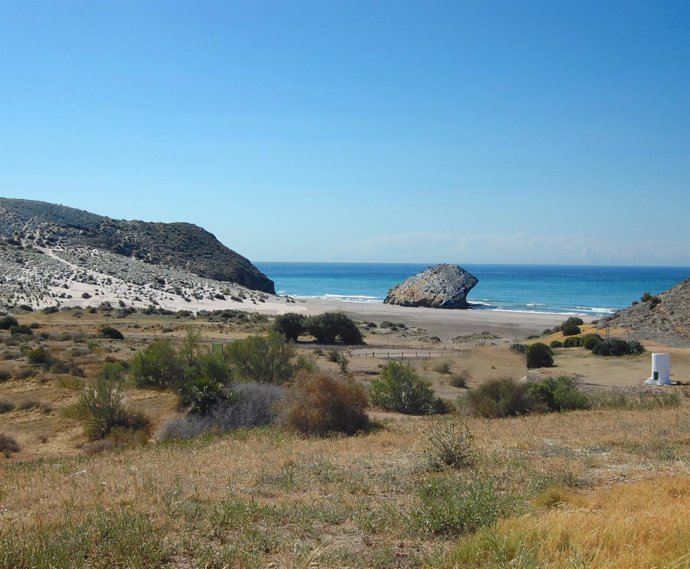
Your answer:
[1,312,690,567]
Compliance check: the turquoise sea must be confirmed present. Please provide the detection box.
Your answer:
[255,263,690,317]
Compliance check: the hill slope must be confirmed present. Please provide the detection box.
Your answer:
[600,277,690,347]
[0,197,274,294]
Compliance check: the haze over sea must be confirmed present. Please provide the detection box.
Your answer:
[256,263,690,317]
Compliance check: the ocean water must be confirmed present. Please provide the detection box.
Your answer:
[255,263,690,317]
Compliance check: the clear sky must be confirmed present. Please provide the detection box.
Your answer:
[1,0,688,266]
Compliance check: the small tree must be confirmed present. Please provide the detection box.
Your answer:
[101,326,124,340]
[371,361,439,415]
[525,343,554,369]
[307,313,363,344]
[273,313,307,342]
[226,332,295,384]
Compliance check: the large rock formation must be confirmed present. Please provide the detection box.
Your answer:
[599,277,690,347]
[0,197,275,294]
[384,264,478,309]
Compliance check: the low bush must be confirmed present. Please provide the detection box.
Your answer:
[563,336,582,348]
[0,433,20,456]
[563,316,584,327]
[550,340,563,348]
[450,374,468,389]
[27,347,51,367]
[425,421,477,471]
[582,333,603,350]
[9,325,33,336]
[226,332,294,384]
[526,376,590,412]
[509,343,527,354]
[13,367,37,380]
[101,326,124,340]
[525,343,554,368]
[433,361,452,375]
[280,371,369,436]
[591,391,680,410]
[592,338,644,356]
[76,379,151,440]
[0,370,10,382]
[371,361,441,415]
[0,316,18,330]
[465,378,531,418]
[99,362,127,382]
[273,313,307,342]
[0,401,15,414]
[410,477,517,536]
[178,376,237,416]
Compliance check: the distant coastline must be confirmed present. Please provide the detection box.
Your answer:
[256,262,690,317]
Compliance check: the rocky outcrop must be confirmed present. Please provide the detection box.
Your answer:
[383,264,478,309]
[0,197,275,293]
[599,277,690,347]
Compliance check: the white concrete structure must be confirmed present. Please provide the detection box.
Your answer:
[644,353,672,385]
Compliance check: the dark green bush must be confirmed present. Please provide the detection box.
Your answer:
[525,343,554,369]
[226,332,295,384]
[371,361,440,415]
[550,340,563,348]
[582,333,603,350]
[563,316,584,327]
[0,370,10,382]
[9,325,33,336]
[0,316,19,330]
[592,338,644,356]
[561,323,581,336]
[273,313,307,342]
[307,313,363,344]
[465,378,531,418]
[280,371,369,436]
[509,343,527,354]
[178,376,238,416]
[99,362,127,382]
[0,401,15,414]
[450,374,468,388]
[563,336,582,348]
[101,326,124,340]
[27,347,51,368]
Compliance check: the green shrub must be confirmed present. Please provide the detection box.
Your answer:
[465,378,531,418]
[226,332,295,384]
[307,313,363,344]
[0,370,10,382]
[563,336,582,348]
[592,338,644,356]
[371,361,440,415]
[76,379,151,440]
[582,333,603,350]
[550,340,563,348]
[425,421,477,471]
[411,477,516,536]
[101,326,124,340]
[563,316,584,327]
[99,362,127,382]
[526,376,590,412]
[0,401,15,414]
[130,339,184,388]
[0,316,18,330]
[0,433,20,456]
[525,342,554,368]
[273,313,307,342]
[27,347,51,368]
[178,377,238,416]
[280,371,369,436]
[509,343,527,354]
[9,325,33,336]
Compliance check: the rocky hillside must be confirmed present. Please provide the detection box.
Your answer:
[600,277,690,347]
[0,198,274,294]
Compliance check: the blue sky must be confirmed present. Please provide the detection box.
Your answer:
[1,0,688,265]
